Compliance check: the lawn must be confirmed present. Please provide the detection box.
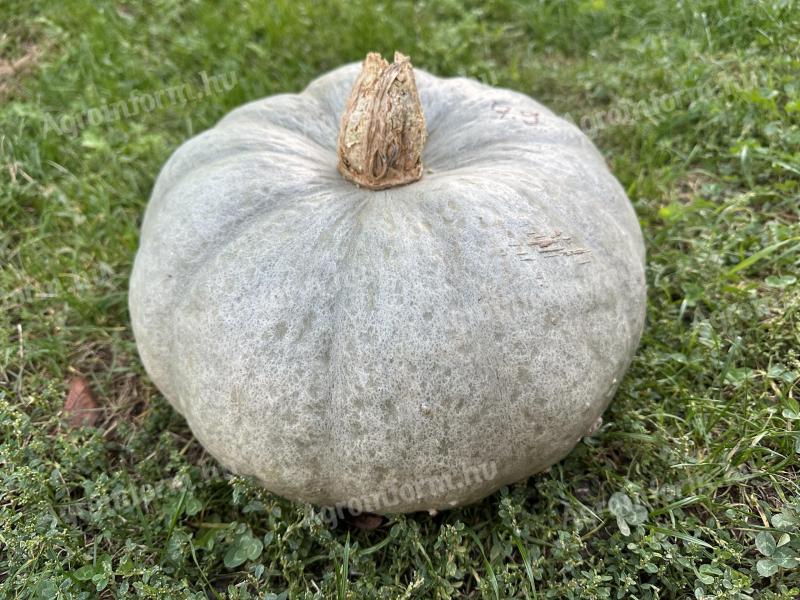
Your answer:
[1,0,799,598]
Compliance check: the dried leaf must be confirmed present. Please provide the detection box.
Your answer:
[64,376,100,427]
[349,513,384,530]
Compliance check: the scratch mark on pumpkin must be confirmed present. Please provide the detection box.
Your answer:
[506,227,593,264]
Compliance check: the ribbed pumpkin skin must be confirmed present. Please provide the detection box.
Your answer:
[129,63,646,513]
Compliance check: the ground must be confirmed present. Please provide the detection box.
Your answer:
[1,1,799,598]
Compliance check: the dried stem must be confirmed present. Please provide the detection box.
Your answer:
[337,52,427,190]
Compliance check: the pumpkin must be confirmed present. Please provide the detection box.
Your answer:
[129,52,646,514]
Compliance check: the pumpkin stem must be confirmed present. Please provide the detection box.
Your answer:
[337,52,427,190]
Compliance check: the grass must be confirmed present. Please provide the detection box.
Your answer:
[1,0,799,597]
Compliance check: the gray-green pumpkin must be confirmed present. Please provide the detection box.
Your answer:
[129,52,646,514]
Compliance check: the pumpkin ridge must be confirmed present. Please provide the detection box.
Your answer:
[157,192,372,501]
[153,129,332,203]
[217,101,338,152]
